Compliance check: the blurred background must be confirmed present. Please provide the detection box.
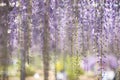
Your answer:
[0,0,120,80]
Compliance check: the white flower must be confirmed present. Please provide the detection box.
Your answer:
[0,2,6,7]
[34,73,40,79]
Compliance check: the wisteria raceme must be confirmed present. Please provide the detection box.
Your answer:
[0,0,120,80]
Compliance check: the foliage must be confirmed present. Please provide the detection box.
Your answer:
[55,59,64,72]
[16,59,36,77]
[0,59,35,77]
[66,56,84,80]
[26,64,35,77]
[55,55,84,80]
[33,56,42,69]
[8,59,35,77]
